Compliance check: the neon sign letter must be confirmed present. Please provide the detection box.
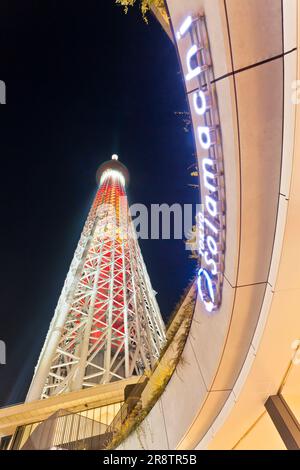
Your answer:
[176,15,226,313]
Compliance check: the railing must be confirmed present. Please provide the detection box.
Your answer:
[0,400,24,410]
[0,435,11,450]
[8,378,149,450]
[11,409,110,450]
[8,284,197,451]
[101,376,149,449]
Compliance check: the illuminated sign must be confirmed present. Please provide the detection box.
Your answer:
[175,14,226,313]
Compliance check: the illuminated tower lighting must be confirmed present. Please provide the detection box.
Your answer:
[27,156,165,401]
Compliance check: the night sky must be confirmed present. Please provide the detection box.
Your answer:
[0,1,197,406]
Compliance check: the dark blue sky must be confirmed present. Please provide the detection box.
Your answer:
[0,1,197,406]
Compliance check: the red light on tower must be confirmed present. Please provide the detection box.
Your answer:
[27,156,165,400]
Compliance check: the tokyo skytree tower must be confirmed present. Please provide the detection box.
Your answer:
[27,156,165,401]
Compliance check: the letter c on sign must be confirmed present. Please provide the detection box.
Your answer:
[198,268,215,313]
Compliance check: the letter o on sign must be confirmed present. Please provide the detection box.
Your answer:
[198,126,211,150]
[193,90,207,116]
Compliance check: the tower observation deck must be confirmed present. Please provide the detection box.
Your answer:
[27,156,165,401]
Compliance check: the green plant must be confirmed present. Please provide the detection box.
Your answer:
[115,0,167,23]
[157,281,197,361]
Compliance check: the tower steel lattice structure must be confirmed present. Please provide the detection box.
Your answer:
[27,156,165,401]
